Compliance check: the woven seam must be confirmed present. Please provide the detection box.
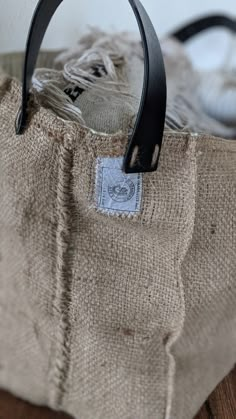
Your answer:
[49,143,73,408]
[164,139,198,419]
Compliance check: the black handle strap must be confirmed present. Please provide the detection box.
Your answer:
[172,14,236,43]
[15,0,167,174]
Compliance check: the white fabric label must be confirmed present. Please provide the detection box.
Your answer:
[96,157,142,215]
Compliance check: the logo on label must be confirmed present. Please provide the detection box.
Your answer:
[108,179,135,202]
[96,157,142,214]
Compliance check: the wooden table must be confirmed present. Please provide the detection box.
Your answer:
[195,368,236,419]
[0,368,235,419]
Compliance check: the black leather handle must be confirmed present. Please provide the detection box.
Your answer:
[172,14,236,43]
[15,0,167,174]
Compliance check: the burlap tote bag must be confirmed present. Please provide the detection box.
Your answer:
[0,1,235,419]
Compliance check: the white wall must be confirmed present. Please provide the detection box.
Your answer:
[0,0,235,53]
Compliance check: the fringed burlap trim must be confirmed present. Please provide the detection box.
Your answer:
[49,143,73,408]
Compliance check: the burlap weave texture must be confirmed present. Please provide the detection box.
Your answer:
[0,70,235,419]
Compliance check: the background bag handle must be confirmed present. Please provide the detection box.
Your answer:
[172,14,236,42]
[15,0,167,174]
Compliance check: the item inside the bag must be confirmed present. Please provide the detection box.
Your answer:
[1,28,236,139]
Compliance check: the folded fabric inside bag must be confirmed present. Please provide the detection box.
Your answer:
[1,29,236,139]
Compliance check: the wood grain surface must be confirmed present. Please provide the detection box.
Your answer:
[0,367,235,419]
[195,367,236,419]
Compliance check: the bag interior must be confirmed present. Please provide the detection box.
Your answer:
[1,32,236,140]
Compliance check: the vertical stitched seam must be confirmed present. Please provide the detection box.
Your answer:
[49,143,73,408]
[164,137,198,419]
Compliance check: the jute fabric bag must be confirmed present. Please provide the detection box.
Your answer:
[0,2,235,419]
